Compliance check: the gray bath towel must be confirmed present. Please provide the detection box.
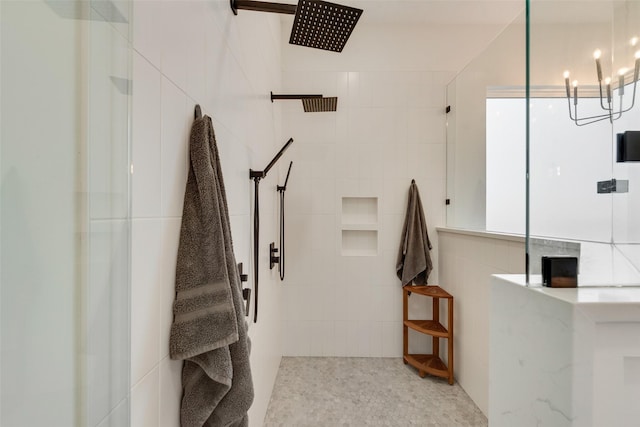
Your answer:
[169,115,254,427]
[396,180,433,286]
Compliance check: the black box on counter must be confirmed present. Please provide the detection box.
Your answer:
[541,256,578,288]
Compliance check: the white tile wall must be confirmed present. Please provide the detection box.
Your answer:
[131,368,160,427]
[437,229,526,417]
[279,18,474,360]
[132,54,161,218]
[127,5,527,425]
[131,1,283,426]
[131,219,162,386]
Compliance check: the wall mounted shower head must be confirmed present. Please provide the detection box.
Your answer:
[231,0,363,53]
[271,92,338,112]
[302,97,337,112]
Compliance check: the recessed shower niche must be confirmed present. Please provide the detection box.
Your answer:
[340,197,379,256]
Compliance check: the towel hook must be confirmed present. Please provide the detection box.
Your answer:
[194,104,202,120]
[411,179,415,184]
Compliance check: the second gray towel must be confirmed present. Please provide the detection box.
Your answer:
[396,180,433,286]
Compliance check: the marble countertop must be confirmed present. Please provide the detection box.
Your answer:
[494,274,640,321]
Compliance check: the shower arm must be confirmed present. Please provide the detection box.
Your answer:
[271,92,322,102]
[251,137,294,180]
[231,0,296,16]
[249,138,294,323]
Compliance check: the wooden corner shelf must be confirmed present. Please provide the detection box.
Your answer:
[403,285,454,385]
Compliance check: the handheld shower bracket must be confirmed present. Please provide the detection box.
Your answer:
[269,242,279,270]
[250,169,266,180]
[249,138,294,323]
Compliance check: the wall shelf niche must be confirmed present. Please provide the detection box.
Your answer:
[340,196,379,256]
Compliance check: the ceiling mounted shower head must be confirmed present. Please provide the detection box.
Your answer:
[289,0,362,52]
[271,92,338,112]
[231,0,363,53]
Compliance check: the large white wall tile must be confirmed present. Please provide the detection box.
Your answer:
[160,78,190,217]
[159,218,182,360]
[159,357,183,427]
[131,219,163,385]
[132,53,162,218]
[131,368,160,427]
[96,398,129,427]
[183,1,207,100]
[160,1,189,89]
[382,321,403,358]
[346,320,371,357]
[133,0,162,67]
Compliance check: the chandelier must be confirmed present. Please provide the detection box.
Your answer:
[563,40,640,126]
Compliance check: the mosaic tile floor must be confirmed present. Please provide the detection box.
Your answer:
[263,357,488,427]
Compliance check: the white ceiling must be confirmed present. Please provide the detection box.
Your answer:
[346,0,525,25]
[279,0,525,27]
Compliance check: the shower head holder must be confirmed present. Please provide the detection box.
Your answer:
[231,0,363,52]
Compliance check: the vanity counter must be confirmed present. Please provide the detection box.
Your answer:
[490,275,640,427]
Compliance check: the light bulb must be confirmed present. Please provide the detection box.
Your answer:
[605,77,611,85]
[572,80,578,87]
[632,37,639,46]
[594,49,602,60]
[619,69,627,95]
[563,70,570,79]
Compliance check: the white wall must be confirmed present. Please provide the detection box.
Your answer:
[130,1,283,426]
[437,228,525,416]
[279,21,515,358]
[486,97,612,242]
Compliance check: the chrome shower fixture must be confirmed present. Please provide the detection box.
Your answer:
[231,0,363,53]
[271,92,338,112]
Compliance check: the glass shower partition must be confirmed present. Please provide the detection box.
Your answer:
[527,0,640,285]
[1,1,132,426]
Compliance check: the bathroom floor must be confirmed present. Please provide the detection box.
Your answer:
[263,357,487,427]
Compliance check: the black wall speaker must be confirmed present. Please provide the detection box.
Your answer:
[617,131,640,162]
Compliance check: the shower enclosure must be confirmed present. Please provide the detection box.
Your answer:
[446,0,640,286]
[1,1,132,425]
[526,0,640,285]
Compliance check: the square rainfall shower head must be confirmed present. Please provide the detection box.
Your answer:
[302,97,338,112]
[289,0,363,52]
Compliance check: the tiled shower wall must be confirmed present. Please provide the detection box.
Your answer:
[130,1,283,426]
[280,68,448,357]
[278,20,518,358]
[279,23,464,358]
